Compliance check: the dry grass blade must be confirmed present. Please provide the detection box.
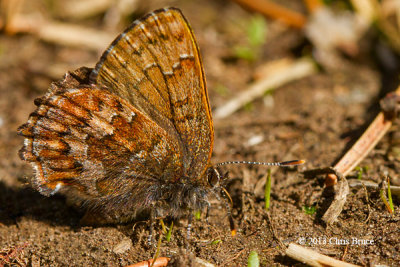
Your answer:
[379,177,395,214]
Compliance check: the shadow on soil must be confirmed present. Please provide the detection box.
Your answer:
[0,181,82,227]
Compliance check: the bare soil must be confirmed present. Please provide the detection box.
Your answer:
[1,0,399,266]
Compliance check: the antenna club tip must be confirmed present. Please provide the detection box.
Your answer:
[231,229,237,236]
[280,159,306,166]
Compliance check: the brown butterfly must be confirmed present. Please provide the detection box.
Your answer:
[18,7,303,238]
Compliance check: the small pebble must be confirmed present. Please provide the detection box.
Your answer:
[113,238,132,254]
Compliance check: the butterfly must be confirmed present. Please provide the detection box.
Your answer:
[18,7,302,233]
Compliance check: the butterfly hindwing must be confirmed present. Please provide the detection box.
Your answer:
[18,78,184,197]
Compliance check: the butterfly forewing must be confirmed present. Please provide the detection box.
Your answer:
[90,8,214,182]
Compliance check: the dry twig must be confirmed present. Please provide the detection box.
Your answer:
[220,249,245,267]
[348,179,400,197]
[304,0,323,14]
[0,242,29,267]
[322,170,350,225]
[3,14,114,51]
[325,85,400,186]
[360,182,372,223]
[231,0,306,28]
[58,0,115,20]
[214,57,316,119]
[286,243,360,267]
[319,86,400,224]
[125,257,170,267]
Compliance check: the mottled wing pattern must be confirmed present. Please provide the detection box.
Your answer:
[18,80,183,198]
[89,8,214,182]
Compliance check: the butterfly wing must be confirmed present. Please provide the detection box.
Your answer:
[18,70,184,200]
[89,8,214,182]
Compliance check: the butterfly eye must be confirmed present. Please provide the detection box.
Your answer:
[207,168,221,187]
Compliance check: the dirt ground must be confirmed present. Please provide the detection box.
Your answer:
[1,0,399,266]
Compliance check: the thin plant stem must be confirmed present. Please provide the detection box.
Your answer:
[265,169,272,211]
[387,177,395,213]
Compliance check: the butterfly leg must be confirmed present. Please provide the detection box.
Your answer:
[214,188,236,235]
[183,212,194,249]
[205,200,211,224]
[148,208,156,246]
[187,212,193,240]
[222,194,236,234]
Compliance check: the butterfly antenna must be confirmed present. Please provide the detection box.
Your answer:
[212,186,236,236]
[215,159,305,168]
[221,186,233,206]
